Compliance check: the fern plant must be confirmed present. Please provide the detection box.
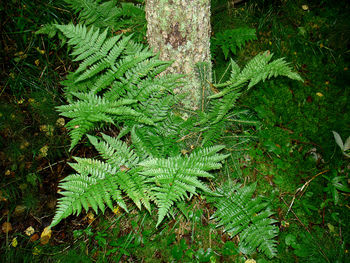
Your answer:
[36,0,146,42]
[64,0,146,40]
[208,182,279,258]
[49,17,302,258]
[51,133,228,227]
[211,27,257,59]
[54,23,180,150]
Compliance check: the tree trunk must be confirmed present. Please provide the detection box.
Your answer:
[145,0,211,112]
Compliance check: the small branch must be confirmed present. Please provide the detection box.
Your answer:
[286,170,329,216]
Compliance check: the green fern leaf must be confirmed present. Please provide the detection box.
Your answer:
[51,171,127,228]
[209,183,279,258]
[210,51,302,99]
[140,146,228,226]
[212,28,257,59]
[87,133,139,169]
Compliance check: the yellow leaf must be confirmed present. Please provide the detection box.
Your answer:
[316,92,324,97]
[327,223,335,233]
[25,226,35,236]
[17,98,25,104]
[11,237,18,247]
[113,206,121,215]
[87,211,95,224]
[36,47,45,54]
[245,259,256,263]
[35,59,40,66]
[56,118,65,127]
[302,5,309,10]
[40,227,52,245]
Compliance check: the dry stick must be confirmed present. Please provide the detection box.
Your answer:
[286,170,329,216]
[36,159,66,173]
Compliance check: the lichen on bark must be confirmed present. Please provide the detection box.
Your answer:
[145,0,212,112]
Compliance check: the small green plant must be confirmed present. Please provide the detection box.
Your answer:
[208,182,279,258]
[332,131,350,158]
[211,27,257,59]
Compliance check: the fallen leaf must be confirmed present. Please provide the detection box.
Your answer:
[245,260,256,263]
[302,5,309,10]
[87,211,95,224]
[14,205,26,216]
[25,226,35,236]
[113,206,120,215]
[11,237,18,247]
[316,92,324,97]
[40,227,52,245]
[56,118,65,127]
[2,222,12,233]
[30,233,39,242]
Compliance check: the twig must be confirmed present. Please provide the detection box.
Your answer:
[286,170,329,216]
[36,159,66,173]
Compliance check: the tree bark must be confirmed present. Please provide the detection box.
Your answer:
[145,0,212,112]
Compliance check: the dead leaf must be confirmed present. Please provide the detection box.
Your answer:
[11,237,18,247]
[302,5,309,11]
[14,205,26,216]
[2,222,12,233]
[87,211,95,224]
[40,227,52,245]
[25,226,35,236]
[30,233,39,242]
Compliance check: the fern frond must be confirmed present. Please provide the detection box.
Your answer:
[87,133,139,168]
[201,120,226,147]
[63,0,146,35]
[57,92,153,150]
[51,171,126,228]
[51,142,152,228]
[64,0,121,28]
[80,136,150,210]
[210,52,303,99]
[140,146,228,226]
[131,126,168,159]
[209,183,279,258]
[212,28,257,59]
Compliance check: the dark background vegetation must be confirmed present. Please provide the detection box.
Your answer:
[1,0,349,262]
